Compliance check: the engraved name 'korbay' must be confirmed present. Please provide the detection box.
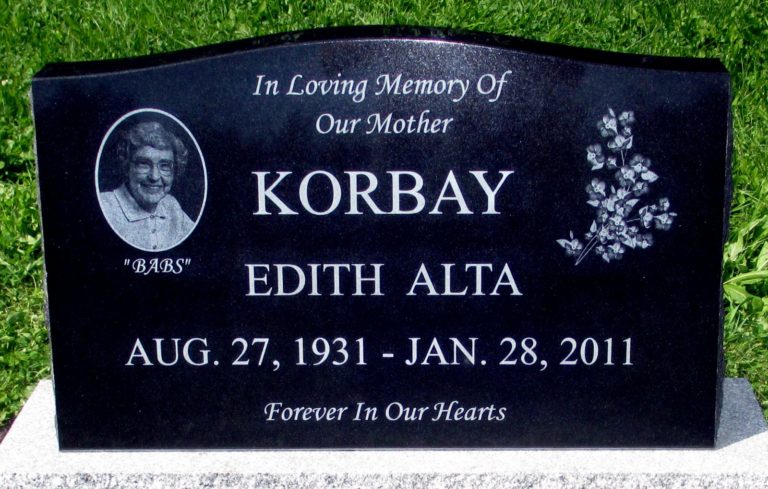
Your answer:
[252,169,514,216]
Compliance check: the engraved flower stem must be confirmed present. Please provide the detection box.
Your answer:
[575,235,599,266]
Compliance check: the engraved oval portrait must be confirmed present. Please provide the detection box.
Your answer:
[95,109,207,252]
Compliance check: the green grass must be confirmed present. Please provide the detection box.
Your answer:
[0,1,766,427]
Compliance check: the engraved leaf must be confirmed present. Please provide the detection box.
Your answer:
[642,170,659,182]
[625,199,640,210]
[621,236,637,249]
[590,221,598,233]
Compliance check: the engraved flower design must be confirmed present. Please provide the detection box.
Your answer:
[598,113,618,137]
[556,231,584,257]
[607,133,632,152]
[618,110,635,126]
[586,144,605,170]
[636,233,654,249]
[558,108,676,265]
[632,180,650,196]
[616,166,637,186]
[653,212,676,231]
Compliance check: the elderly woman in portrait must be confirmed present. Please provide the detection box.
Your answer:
[99,121,194,251]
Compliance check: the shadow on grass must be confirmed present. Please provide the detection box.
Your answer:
[0,418,13,445]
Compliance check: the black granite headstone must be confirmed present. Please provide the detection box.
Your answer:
[32,27,731,449]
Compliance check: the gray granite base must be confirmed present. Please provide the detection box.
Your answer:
[1,378,766,488]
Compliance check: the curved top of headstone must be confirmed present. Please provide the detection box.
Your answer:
[34,25,727,79]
